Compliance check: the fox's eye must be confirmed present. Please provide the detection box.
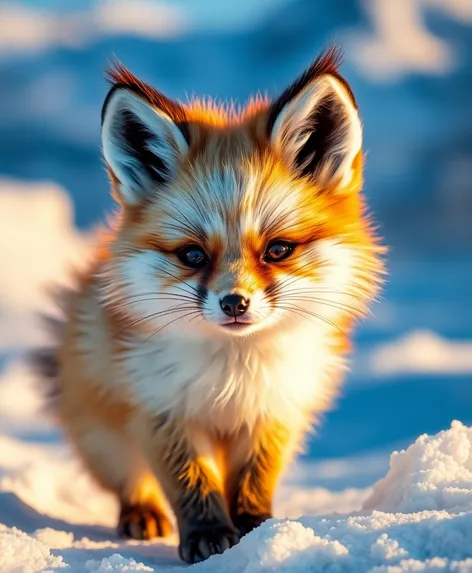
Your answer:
[264,241,295,262]
[177,245,209,268]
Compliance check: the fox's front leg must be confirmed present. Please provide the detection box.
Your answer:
[141,417,239,564]
[227,421,295,537]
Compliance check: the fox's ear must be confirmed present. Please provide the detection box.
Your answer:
[268,50,362,189]
[101,72,188,205]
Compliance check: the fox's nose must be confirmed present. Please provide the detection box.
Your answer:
[220,294,249,317]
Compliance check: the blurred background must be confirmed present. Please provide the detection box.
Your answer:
[0,0,471,483]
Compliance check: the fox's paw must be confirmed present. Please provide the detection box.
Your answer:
[178,524,240,563]
[233,512,272,537]
[118,503,173,540]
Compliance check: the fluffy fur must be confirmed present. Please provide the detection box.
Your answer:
[31,48,384,564]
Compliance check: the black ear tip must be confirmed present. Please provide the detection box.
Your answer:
[101,60,141,126]
[100,62,187,126]
[104,59,131,84]
[313,45,344,74]
[267,45,355,136]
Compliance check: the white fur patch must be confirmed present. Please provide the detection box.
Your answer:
[119,320,345,435]
[99,249,202,336]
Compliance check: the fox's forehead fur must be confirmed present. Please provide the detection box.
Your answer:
[104,49,362,248]
[122,151,364,250]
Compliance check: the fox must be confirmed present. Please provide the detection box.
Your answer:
[31,47,384,564]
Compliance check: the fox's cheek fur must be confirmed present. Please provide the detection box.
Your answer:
[100,249,204,334]
[258,239,363,332]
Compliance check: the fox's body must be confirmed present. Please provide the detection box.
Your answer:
[33,49,383,563]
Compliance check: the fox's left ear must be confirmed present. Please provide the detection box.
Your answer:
[101,64,189,206]
[268,50,362,189]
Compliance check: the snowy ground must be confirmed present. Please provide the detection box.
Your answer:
[0,182,471,571]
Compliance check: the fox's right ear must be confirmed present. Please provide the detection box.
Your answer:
[101,76,188,206]
[268,48,362,191]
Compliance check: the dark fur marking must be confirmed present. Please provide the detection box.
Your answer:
[28,348,60,381]
[27,286,74,414]
[232,512,272,537]
[176,121,191,146]
[152,414,169,433]
[197,260,215,302]
[230,456,273,519]
[118,502,172,539]
[228,427,289,536]
[152,423,237,563]
[296,93,347,179]
[196,284,208,303]
[28,345,62,413]
[118,109,169,185]
[178,519,239,564]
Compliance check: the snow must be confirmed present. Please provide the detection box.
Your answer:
[0,525,66,572]
[363,421,472,513]
[0,180,471,571]
[4,422,472,573]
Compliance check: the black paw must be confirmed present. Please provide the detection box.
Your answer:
[178,524,240,563]
[117,503,173,540]
[233,512,272,537]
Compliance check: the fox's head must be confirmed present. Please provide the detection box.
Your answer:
[100,48,383,340]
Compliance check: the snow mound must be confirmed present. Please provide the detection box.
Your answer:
[363,420,472,512]
[0,524,66,572]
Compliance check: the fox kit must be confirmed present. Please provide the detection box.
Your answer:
[32,48,383,563]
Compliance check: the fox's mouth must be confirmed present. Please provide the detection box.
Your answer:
[219,319,254,333]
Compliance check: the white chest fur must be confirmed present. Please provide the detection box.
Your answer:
[119,323,346,433]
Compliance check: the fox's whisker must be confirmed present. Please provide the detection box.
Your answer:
[274,303,347,335]
[146,310,203,341]
[269,295,360,315]
[117,304,199,336]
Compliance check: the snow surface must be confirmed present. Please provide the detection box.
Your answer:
[2,417,472,571]
[0,180,471,571]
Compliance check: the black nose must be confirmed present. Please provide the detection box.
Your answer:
[220,294,249,317]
